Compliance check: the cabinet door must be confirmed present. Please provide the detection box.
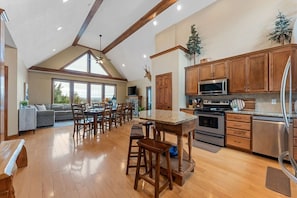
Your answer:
[228,57,247,93]
[198,64,212,81]
[246,52,268,92]
[269,48,291,92]
[213,61,228,79]
[185,66,199,95]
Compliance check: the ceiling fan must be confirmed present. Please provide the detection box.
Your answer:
[96,34,103,64]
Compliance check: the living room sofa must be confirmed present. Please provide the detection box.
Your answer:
[50,104,73,121]
[34,104,55,128]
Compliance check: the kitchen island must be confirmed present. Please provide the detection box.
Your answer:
[139,110,197,186]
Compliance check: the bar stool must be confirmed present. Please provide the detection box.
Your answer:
[134,138,173,198]
[126,124,147,175]
[139,121,153,137]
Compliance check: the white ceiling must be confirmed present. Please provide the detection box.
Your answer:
[1,0,216,81]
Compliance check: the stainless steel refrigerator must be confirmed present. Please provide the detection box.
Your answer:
[279,56,297,183]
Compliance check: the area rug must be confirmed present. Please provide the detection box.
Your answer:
[54,120,73,128]
[265,166,291,197]
[192,140,221,153]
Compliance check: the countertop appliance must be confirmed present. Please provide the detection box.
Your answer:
[252,116,290,158]
[279,56,297,183]
[194,99,231,146]
[198,78,228,96]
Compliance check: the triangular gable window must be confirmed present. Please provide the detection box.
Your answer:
[64,52,108,76]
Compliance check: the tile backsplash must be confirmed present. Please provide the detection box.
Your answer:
[188,92,297,113]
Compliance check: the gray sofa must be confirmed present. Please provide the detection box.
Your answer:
[34,104,55,128]
[50,104,73,121]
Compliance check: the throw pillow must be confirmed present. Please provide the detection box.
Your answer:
[35,104,47,111]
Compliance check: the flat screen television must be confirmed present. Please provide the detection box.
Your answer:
[128,86,137,96]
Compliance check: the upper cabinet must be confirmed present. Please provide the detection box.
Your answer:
[269,46,297,92]
[229,52,268,93]
[199,61,228,81]
[185,66,199,95]
[184,44,297,95]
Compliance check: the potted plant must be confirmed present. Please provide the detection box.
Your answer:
[268,11,292,45]
[20,100,28,108]
[186,24,202,64]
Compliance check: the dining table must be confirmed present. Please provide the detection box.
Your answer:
[139,109,198,186]
[84,108,105,135]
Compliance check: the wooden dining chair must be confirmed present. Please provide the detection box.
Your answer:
[111,104,123,128]
[103,106,112,131]
[71,104,94,138]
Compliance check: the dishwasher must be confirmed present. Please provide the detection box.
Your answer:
[252,116,291,158]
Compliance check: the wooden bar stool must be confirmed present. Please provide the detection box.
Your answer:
[139,121,153,137]
[134,138,173,198]
[126,124,147,175]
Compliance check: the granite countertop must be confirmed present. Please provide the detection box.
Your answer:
[139,110,197,125]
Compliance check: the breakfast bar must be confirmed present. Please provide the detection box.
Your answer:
[139,110,197,186]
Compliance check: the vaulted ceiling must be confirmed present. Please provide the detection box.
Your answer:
[1,0,216,81]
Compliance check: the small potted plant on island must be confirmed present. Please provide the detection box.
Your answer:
[20,100,28,108]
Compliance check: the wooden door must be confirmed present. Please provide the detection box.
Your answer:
[246,52,268,92]
[156,72,172,110]
[228,57,247,93]
[185,66,199,95]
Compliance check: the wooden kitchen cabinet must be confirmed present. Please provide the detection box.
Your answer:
[180,108,194,114]
[185,65,199,95]
[269,46,297,92]
[228,57,246,93]
[156,72,172,110]
[229,52,268,93]
[226,113,252,151]
[199,61,228,81]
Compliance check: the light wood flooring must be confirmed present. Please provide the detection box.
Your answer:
[12,119,297,198]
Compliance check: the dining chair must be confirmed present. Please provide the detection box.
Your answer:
[103,106,112,131]
[111,104,123,128]
[71,104,94,138]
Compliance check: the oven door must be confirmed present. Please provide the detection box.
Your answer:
[196,112,225,135]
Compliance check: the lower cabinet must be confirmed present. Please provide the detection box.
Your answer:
[18,107,37,134]
[226,113,252,151]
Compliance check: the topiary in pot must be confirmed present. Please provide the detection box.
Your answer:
[186,24,202,64]
[268,11,292,45]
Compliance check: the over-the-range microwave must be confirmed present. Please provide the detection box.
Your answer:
[198,78,228,95]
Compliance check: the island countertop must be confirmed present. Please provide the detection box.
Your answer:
[139,110,197,125]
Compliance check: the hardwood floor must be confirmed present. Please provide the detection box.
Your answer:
[12,119,296,198]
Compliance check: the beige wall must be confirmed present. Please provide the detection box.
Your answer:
[5,46,28,136]
[127,79,151,109]
[28,71,127,105]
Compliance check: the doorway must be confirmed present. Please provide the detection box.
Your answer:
[146,86,152,110]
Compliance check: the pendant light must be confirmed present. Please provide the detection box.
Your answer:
[96,34,103,64]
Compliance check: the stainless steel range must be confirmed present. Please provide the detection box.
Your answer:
[194,99,231,147]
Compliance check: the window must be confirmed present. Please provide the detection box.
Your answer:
[53,80,70,104]
[73,82,87,104]
[52,79,116,104]
[104,85,116,100]
[64,51,109,76]
[90,84,102,103]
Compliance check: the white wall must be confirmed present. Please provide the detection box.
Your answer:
[156,0,297,63]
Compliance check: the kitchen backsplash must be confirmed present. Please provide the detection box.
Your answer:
[188,93,297,113]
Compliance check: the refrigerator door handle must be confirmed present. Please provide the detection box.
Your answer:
[280,56,291,129]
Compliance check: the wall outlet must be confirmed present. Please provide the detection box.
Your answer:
[271,99,276,104]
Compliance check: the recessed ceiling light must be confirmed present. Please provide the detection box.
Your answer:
[143,54,147,58]
[153,20,158,26]
[63,0,69,3]
[52,49,56,52]
[122,64,126,67]
[57,26,63,31]
[177,4,182,11]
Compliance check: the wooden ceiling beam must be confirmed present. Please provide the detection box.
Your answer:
[72,0,103,46]
[102,0,177,54]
